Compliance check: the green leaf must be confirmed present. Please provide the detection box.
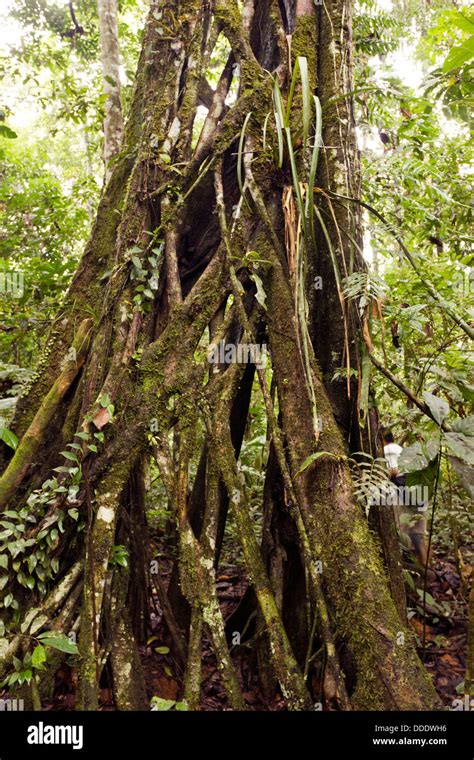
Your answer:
[151,697,175,711]
[445,432,474,466]
[0,520,18,531]
[0,124,18,139]
[423,391,449,425]
[67,483,79,499]
[0,555,8,570]
[60,450,79,462]
[358,347,371,429]
[306,95,322,229]
[294,56,311,149]
[262,111,271,152]
[0,398,16,412]
[237,111,252,198]
[249,272,267,310]
[75,431,90,441]
[448,456,474,498]
[273,99,284,168]
[416,588,439,609]
[21,669,33,683]
[2,511,19,519]
[296,450,341,474]
[37,632,79,654]
[0,426,18,451]
[443,35,474,72]
[451,11,474,34]
[32,644,47,668]
[405,457,439,497]
[399,440,440,472]
[12,655,22,671]
[299,57,311,150]
[452,415,474,436]
[155,646,170,654]
[403,568,416,592]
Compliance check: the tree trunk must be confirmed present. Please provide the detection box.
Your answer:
[0,0,442,711]
[97,0,125,180]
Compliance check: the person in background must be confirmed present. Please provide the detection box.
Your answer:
[383,430,404,482]
[382,429,431,569]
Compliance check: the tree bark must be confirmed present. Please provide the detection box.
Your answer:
[97,0,125,181]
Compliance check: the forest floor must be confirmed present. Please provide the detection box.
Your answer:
[411,552,470,710]
[31,543,471,712]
